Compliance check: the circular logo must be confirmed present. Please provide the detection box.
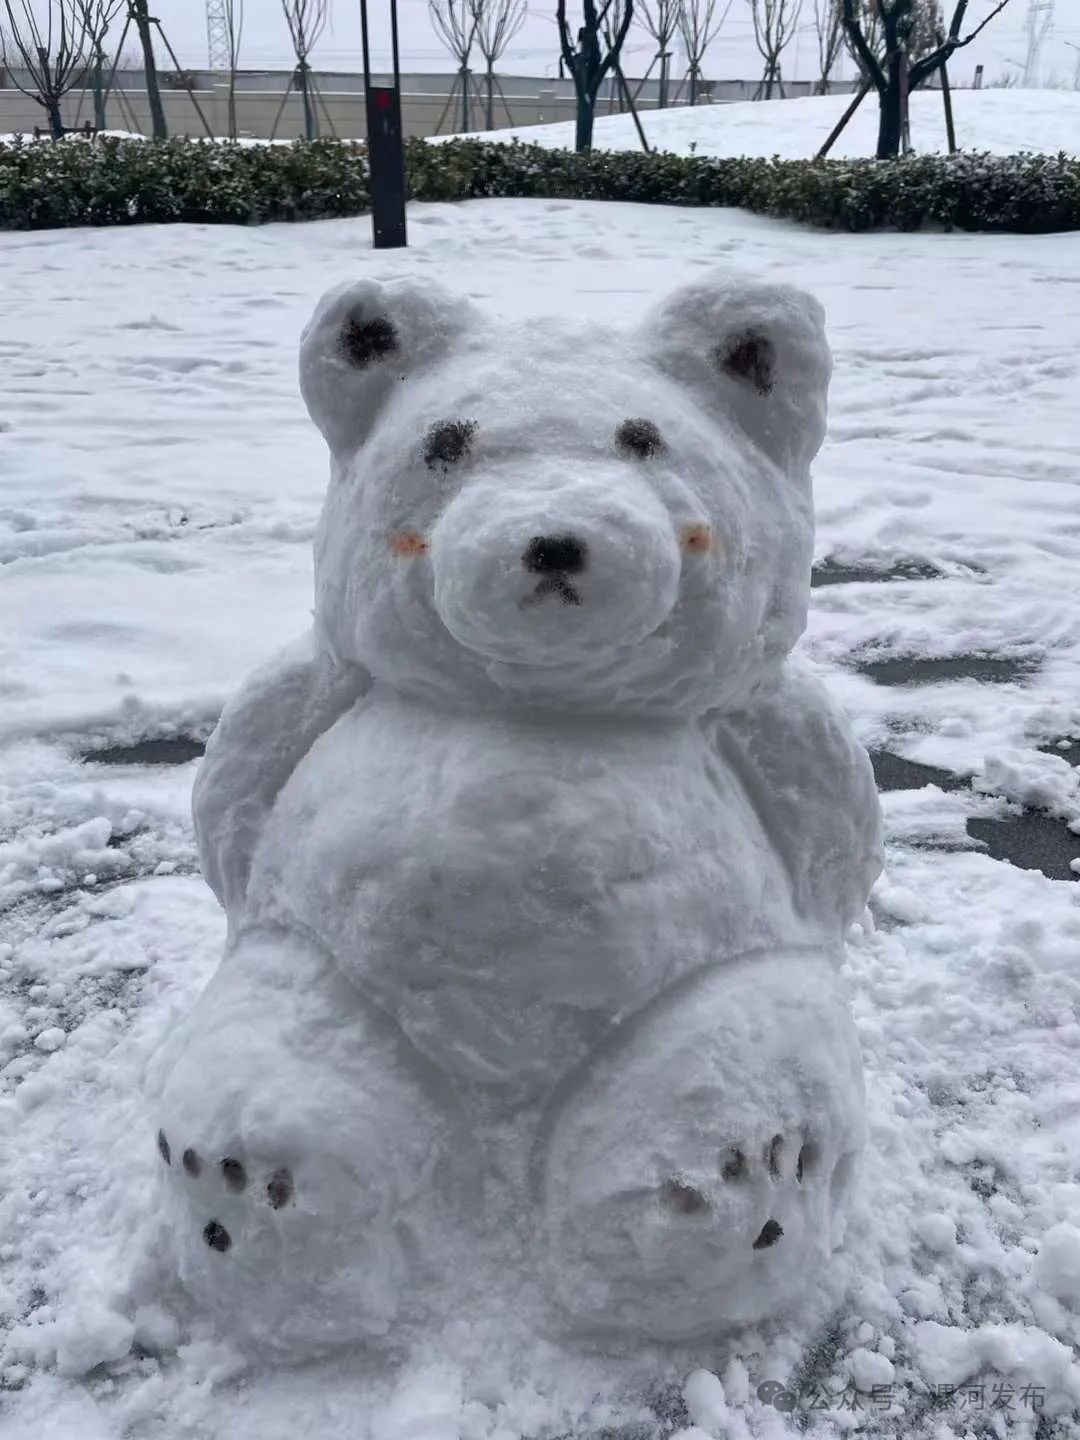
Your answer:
[757,1380,797,1411]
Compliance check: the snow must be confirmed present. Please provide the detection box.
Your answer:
[1034,1221,1080,1306]
[847,1346,895,1391]
[2,188,1080,1437]
[452,87,1080,160]
[683,1368,730,1430]
[912,1213,958,1254]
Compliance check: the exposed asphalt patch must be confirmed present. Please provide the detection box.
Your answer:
[872,749,1079,882]
[81,737,206,766]
[869,750,969,793]
[1039,738,1080,769]
[966,813,1080,884]
[812,558,952,588]
[856,654,1040,687]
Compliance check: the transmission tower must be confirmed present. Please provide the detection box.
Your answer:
[1022,0,1054,86]
[206,0,230,71]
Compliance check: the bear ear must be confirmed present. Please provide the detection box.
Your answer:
[299,277,480,455]
[642,272,832,473]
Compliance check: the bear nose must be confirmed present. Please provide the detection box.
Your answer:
[521,534,588,576]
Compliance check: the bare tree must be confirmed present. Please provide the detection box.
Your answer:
[223,0,243,139]
[1,0,90,138]
[557,0,634,152]
[281,0,328,141]
[429,0,477,132]
[678,0,732,105]
[813,0,843,91]
[470,0,526,131]
[637,0,681,107]
[842,0,1008,157]
[73,0,122,130]
[749,0,803,99]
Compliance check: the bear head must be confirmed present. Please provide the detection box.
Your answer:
[299,271,830,717]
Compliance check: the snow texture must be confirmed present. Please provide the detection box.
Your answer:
[448,88,1080,161]
[149,270,881,1356]
[3,184,1080,1439]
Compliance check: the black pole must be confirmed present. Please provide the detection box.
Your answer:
[816,79,871,159]
[360,0,407,249]
[613,61,650,152]
[937,31,956,154]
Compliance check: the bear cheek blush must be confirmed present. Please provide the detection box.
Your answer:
[390,530,429,558]
[681,523,714,555]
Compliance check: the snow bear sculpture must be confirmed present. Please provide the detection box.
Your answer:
[153,272,883,1357]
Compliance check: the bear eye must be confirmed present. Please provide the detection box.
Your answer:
[615,418,665,459]
[424,418,477,470]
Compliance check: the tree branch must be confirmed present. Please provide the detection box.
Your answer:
[949,0,1010,49]
[555,0,585,99]
[2,0,90,108]
[909,0,1010,87]
[841,0,885,89]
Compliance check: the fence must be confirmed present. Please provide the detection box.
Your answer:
[0,68,856,142]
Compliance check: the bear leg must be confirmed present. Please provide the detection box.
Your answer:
[535,948,866,1339]
[151,928,479,1358]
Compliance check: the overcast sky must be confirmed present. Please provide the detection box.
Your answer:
[140,2,1080,89]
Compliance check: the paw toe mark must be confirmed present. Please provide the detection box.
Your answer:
[267,1167,293,1209]
[721,1146,748,1181]
[753,1218,784,1250]
[182,1147,202,1177]
[661,1178,710,1216]
[157,1129,171,1165]
[797,1141,819,1182]
[767,1134,784,1179]
[221,1157,246,1192]
[203,1219,231,1253]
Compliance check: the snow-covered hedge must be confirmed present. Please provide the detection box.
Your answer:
[0,135,369,228]
[1,132,1078,233]
[414,139,1080,235]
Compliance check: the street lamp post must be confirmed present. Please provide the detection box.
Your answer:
[360,0,408,249]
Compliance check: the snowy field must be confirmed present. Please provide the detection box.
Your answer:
[455,87,1080,160]
[2,194,1080,1440]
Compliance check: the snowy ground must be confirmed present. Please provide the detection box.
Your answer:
[452,88,1080,160]
[2,198,1080,1439]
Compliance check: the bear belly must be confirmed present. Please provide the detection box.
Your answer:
[246,692,797,1087]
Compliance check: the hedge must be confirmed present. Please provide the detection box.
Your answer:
[410,139,1080,234]
[0,132,1078,234]
[0,135,370,228]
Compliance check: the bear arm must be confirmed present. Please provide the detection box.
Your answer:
[702,658,883,937]
[192,629,370,916]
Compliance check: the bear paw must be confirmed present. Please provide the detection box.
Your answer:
[156,1128,299,1257]
[536,949,865,1340]
[152,930,479,1358]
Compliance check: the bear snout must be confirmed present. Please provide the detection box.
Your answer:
[429,477,683,668]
